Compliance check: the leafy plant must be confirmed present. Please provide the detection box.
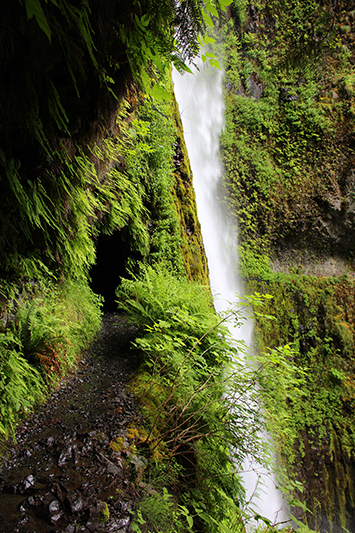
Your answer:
[131,488,194,533]
[0,330,44,439]
[117,265,292,531]
[17,300,64,375]
[0,280,102,441]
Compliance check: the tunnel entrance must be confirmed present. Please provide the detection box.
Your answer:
[90,230,131,312]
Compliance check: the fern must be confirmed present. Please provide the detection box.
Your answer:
[118,267,283,532]
[48,80,70,132]
[0,279,102,439]
[0,330,44,439]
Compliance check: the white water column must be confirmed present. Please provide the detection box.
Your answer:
[172,61,288,524]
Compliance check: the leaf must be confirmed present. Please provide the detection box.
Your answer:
[25,0,41,19]
[204,36,216,44]
[134,13,145,33]
[172,56,193,74]
[187,515,193,528]
[219,523,234,533]
[202,11,214,27]
[219,0,234,6]
[25,0,52,41]
[209,58,221,69]
[205,2,219,18]
[196,511,213,523]
[141,14,150,27]
[140,70,151,92]
[152,53,164,73]
[254,513,272,525]
[150,83,172,102]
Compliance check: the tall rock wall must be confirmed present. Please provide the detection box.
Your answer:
[0,1,208,439]
[221,2,355,529]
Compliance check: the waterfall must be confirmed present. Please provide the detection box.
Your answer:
[172,61,288,525]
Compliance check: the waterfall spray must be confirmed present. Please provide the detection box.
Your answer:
[172,60,288,524]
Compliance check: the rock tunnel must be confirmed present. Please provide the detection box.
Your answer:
[89,230,131,312]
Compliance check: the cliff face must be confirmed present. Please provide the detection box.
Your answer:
[0,0,207,289]
[0,1,207,439]
[221,2,355,529]
[222,1,355,267]
[0,0,131,281]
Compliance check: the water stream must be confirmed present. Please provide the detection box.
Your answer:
[172,61,289,525]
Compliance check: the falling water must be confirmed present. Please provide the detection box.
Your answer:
[172,61,288,524]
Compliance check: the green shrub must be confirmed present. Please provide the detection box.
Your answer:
[0,331,44,439]
[0,279,102,440]
[117,265,290,531]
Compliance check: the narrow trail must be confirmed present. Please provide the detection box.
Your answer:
[0,314,140,533]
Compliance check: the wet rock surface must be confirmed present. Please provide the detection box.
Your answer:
[0,314,140,532]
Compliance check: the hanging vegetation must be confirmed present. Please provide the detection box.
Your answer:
[0,0,217,439]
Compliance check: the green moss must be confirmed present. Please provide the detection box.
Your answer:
[99,502,110,524]
[245,270,355,528]
[221,9,355,259]
[171,93,209,284]
[221,5,355,527]
[109,437,126,454]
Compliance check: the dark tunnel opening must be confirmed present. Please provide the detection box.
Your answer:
[90,230,131,312]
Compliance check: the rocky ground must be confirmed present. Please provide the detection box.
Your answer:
[0,314,142,533]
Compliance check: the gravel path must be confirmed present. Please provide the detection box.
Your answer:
[0,314,141,533]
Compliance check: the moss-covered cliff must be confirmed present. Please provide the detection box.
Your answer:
[222,1,355,264]
[220,1,355,529]
[0,1,208,439]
